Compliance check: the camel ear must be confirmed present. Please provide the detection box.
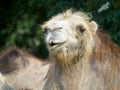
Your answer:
[90,21,98,32]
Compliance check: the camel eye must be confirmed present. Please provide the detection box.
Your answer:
[76,25,86,33]
[79,27,86,33]
[55,27,62,30]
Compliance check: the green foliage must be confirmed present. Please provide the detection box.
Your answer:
[0,0,120,58]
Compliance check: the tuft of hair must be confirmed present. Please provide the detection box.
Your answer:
[62,9,90,21]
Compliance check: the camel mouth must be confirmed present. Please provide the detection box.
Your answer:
[48,42,65,49]
[49,42,57,47]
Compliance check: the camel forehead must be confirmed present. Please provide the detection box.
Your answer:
[47,20,69,29]
[43,12,87,29]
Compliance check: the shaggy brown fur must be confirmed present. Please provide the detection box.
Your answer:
[0,47,49,90]
[42,10,120,90]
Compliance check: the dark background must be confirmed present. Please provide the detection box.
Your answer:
[0,0,120,59]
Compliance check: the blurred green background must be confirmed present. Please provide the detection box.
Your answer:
[0,0,120,59]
